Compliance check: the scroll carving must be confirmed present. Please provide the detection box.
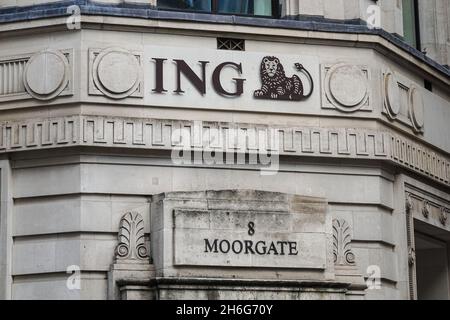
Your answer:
[333,218,356,266]
[115,212,148,261]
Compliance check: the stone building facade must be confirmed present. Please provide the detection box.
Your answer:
[0,0,449,300]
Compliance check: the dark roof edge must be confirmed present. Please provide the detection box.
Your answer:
[0,0,449,78]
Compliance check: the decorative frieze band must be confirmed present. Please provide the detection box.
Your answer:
[0,115,448,186]
[0,117,79,149]
[80,117,390,159]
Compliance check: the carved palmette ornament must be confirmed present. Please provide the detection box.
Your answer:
[333,218,356,266]
[115,212,148,261]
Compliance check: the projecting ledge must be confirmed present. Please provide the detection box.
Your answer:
[114,276,366,300]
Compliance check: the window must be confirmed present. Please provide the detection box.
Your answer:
[158,0,277,17]
[217,0,273,16]
[402,0,421,50]
[158,0,211,12]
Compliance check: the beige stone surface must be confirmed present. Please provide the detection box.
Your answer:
[0,0,448,300]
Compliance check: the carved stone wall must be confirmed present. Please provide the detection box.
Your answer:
[147,189,366,299]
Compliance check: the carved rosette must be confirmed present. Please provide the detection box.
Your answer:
[422,200,430,218]
[115,212,148,261]
[333,218,356,266]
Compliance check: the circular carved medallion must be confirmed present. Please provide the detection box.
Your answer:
[23,50,69,100]
[409,86,425,132]
[93,48,140,99]
[384,71,401,118]
[326,64,369,112]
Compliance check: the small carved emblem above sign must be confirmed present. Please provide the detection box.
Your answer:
[254,56,313,101]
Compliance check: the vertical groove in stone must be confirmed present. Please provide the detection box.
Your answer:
[0,59,27,96]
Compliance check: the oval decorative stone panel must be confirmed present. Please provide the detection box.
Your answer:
[384,70,401,119]
[92,48,140,99]
[409,85,425,132]
[23,50,69,100]
[325,64,369,112]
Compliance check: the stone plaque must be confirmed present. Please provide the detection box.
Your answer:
[173,209,327,269]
